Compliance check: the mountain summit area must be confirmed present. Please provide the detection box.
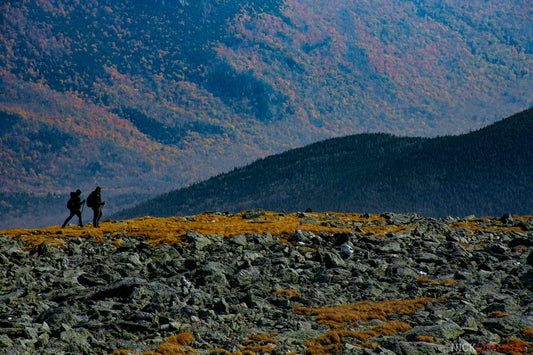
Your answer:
[1,211,532,353]
[1,0,532,228]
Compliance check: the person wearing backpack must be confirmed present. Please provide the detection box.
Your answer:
[61,189,85,228]
[87,186,106,228]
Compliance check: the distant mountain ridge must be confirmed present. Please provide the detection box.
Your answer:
[114,108,533,219]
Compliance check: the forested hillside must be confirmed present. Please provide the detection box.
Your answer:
[1,0,531,228]
[114,108,533,219]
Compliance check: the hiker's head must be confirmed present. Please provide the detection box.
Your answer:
[96,186,101,191]
[76,189,82,195]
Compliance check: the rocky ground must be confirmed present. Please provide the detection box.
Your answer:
[0,211,532,354]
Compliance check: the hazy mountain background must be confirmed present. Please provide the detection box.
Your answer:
[113,108,533,220]
[1,0,532,228]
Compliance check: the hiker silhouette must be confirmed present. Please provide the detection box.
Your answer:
[61,189,85,228]
[87,186,106,228]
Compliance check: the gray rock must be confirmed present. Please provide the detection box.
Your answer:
[416,251,444,263]
[483,315,533,337]
[233,266,261,287]
[36,307,80,335]
[91,277,147,300]
[61,328,93,353]
[1,213,532,354]
[194,261,233,288]
[341,242,354,257]
[375,239,404,253]
[230,234,248,246]
[299,217,319,225]
[0,334,13,348]
[186,230,213,250]
[242,209,265,219]
[499,213,514,224]
[278,267,301,283]
[379,336,450,355]
[344,344,397,354]
[485,243,510,254]
[252,233,277,248]
[527,250,533,266]
[386,266,420,279]
[322,250,346,268]
[439,241,472,258]
[405,322,464,342]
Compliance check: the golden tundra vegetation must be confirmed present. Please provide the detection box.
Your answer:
[2,211,532,354]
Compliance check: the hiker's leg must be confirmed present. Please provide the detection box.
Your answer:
[62,211,75,228]
[96,207,103,226]
[76,211,83,227]
[92,208,98,227]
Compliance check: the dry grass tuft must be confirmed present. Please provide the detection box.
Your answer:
[112,332,196,355]
[415,335,442,344]
[295,298,434,354]
[304,321,412,354]
[416,277,439,285]
[274,289,302,298]
[110,239,124,247]
[417,277,460,285]
[0,211,428,249]
[521,327,533,338]
[208,334,279,355]
[239,333,279,354]
[441,278,459,284]
[450,217,531,235]
[499,337,532,355]
[167,333,195,347]
[449,216,533,250]
[207,334,280,355]
[294,297,434,323]
[5,213,531,252]
[489,311,511,318]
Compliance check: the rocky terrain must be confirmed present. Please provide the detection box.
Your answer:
[0,210,532,354]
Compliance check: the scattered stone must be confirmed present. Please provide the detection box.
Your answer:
[186,230,213,250]
[322,250,346,268]
[500,213,514,224]
[405,322,464,342]
[0,214,531,354]
[230,234,248,246]
[242,209,265,219]
[527,250,533,267]
[341,243,353,257]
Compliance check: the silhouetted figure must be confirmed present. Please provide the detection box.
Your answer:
[87,186,105,228]
[62,189,85,228]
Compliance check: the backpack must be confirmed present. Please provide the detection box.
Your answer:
[67,191,77,210]
[86,191,96,208]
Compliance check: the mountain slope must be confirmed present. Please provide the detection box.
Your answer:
[1,0,532,227]
[114,108,533,219]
